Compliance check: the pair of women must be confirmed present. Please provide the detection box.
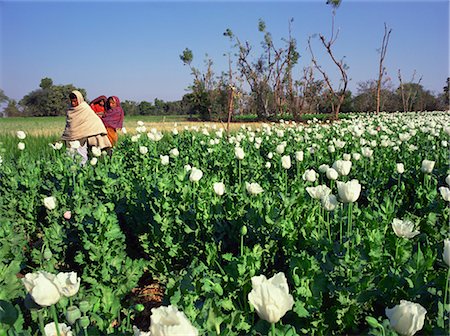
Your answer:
[61,90,124,164]
[90,95,124,146]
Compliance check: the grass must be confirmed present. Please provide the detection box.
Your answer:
[0,115,193,137]
[0,115,265,160]
[0,115,266,137]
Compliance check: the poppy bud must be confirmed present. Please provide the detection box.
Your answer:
[65,306,81,325]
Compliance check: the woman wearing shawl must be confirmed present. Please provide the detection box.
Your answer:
[89,95,107,117]
[61,90,111,164]
[102,96,124,147]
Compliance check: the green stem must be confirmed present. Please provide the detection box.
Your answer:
[51,305,62,336]
[238,160,242,190]
[240,232,244,257]
[38,309,46,336]
[271,322,276,336]
[444,267,450,332]
[326,211,332,243]
[347,202,353,238]
[339,204,343,244]
[394,240,399,267]
[285,169,288,196]
[126,309,130,332]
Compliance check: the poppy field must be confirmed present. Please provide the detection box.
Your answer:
[0,111,449,335]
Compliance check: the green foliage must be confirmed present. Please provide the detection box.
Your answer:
[20,78,86,117]
[0,112,449,334]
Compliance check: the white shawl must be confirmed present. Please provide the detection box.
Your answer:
[61,90,111,148]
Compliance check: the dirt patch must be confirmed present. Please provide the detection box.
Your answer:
[124,273,165,332]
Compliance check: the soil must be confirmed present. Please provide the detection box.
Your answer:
[124,273,165,332]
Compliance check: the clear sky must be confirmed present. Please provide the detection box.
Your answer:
[1,0,448,103]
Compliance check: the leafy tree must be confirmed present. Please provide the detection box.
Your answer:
[121,100,139,116]
[39,77,53,90]
[20,79,86,116]
[437,77,449,110]
[180,49,215,120]
[138,101,155,115]
[0,89,8,106]
[3,99,22,117]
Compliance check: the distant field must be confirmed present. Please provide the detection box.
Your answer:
[0,115,188,137]
[0,115,258,137]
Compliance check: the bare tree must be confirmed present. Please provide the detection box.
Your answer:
[398,69,422,112]
[225,52,235,135]
[224,19,298,120]
[376,23,392,113]
[308,0,348,119]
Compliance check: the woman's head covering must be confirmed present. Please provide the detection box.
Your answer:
[70,90,85,105]
[102,96,124,129]
[90,95,107,105]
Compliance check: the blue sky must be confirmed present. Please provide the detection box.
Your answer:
[1,0,448,103]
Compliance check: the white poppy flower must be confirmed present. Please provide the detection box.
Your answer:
[50,142,63,150]
[336,180,361,203]
[391,218,420,239]
[421,159,435,173]
[302,169,317,182]
[54,272,80,297]
[321,194,338,211]
[18,142,25,151]
[295,151,304,162]
[248,272,294,324]
[16,130,26,140]
[396,163,405,174]
[332,160,352,176]
[306,185,331,200]
[319,164,329,173]
[160,155,170,165]
[91,146,102,157]
[281,155,291,169]
[22,271,61,307]
[235,147,245,160]
[213,182,225,196]
[43,196,56,210]
[276,144,286,154]
[44,322,73,336]
[246,182,264,195]
[361,147,373,158]
[189,167,203,182]
[385,300,426,336]
[326,168,339,180]
[69,141,80,149]
[439,186,450,202]
[150,305,198,336]
[443,239,450,267]
[139,146,148,155]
